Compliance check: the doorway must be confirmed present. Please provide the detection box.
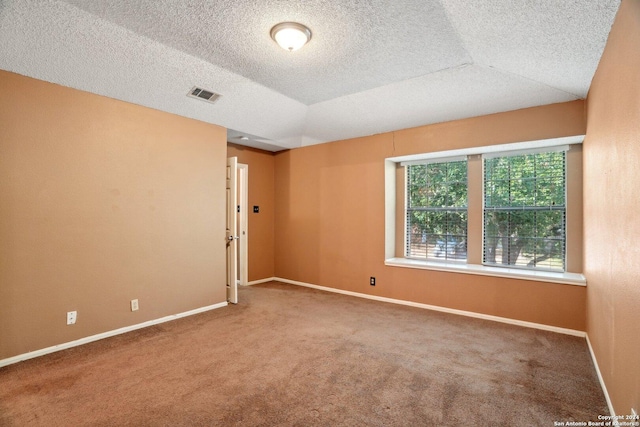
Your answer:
[226,158,248,303]
[226,157,238,304]
[237,163,248,287]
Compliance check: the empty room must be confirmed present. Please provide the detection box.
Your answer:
[1,0,638,425]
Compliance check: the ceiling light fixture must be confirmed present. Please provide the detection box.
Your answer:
[270,22,312,52]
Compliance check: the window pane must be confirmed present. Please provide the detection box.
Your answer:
[483,151,566,271]
[406,160,467,261]
[425,211,467,260]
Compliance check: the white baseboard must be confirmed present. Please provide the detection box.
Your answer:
[3,278,610,411]
[274,277,587,337]
[0,301,228,369]
[246,277,277,286]
[586,334,615,416]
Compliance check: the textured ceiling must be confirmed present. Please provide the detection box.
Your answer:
[0,0,620,151]
[62,0,472,105]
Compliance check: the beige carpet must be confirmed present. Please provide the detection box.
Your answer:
[0,281,608,426]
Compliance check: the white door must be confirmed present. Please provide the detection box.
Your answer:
[226,157,238,304]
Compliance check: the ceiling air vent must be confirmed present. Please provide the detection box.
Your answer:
[188,87,221,104]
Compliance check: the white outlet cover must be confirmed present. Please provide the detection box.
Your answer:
[131,299,139,311]
[67,311,77,325]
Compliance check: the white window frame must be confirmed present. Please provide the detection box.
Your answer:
[384,135,586,286]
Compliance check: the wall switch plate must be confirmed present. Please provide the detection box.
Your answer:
[253,206,259,213]
[370,277,376,286]
[131,299,139,311]
[67,311,77,325]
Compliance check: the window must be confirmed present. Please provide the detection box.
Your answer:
[387,136,583,284]
[406,159,467,261]
[483,150,566,271]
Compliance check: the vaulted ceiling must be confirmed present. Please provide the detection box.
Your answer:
[0,1,620,151]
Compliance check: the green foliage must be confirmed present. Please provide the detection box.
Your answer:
[484,152,565,208]
[408,161,467,209]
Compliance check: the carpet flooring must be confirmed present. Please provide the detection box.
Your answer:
[0,281,608,426]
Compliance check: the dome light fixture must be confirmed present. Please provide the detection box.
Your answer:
[270,22,312,52]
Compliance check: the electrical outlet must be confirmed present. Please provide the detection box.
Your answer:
[130,299,139,312]
[66,311,77,325]
[370,277,376,286]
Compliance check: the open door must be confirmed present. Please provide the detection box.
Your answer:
[226,157,238,304]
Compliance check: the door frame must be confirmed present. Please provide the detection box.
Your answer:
[226,156,238,304]
[237,163,248,286]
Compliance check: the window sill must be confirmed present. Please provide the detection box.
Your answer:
[384,258,586,286]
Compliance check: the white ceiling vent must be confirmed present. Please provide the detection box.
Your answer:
[188,87,221,104]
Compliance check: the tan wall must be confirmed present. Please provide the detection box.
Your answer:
[584,0,640,415]
[275,101,587,330]
[0,71,228,360]
[227,144,275,281]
